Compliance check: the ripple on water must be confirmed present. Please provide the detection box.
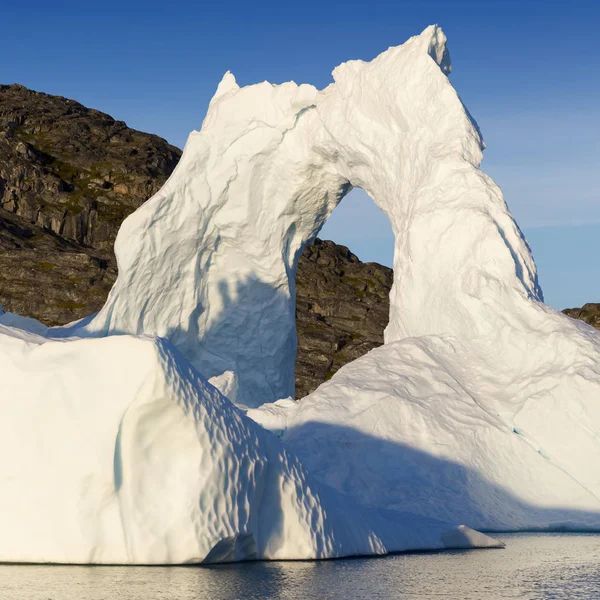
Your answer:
[0,534,599,600]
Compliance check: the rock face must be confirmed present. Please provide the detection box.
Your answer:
[0,84,179,325]
[295,238,392,398]
[0,209,117,324]
[562,304,600,330]
[0,84,181,249]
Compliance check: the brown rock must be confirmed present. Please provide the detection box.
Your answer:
[562,303,600,330]
[295,238,392,398]
[0,83,181,249]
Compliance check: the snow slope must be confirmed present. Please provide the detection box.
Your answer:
[249,324,600,531]
[0,322,499,563]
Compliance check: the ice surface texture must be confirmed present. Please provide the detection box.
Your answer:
[67,19,600,530]
[0,323,499,563]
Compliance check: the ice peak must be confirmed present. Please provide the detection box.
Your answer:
[422,24,452,75]
[214,70,239,100]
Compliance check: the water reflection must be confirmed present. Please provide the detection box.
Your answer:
[0,534,599,599]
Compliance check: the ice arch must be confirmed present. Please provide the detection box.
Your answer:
[54,25,539,409]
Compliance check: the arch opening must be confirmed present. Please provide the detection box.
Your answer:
[319,188,394,268]
[295,187,395,399]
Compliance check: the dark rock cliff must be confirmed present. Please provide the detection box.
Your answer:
[295,239,392,398]
[562,304,600,331]
[0,83,181,324]
[0,84,181,249]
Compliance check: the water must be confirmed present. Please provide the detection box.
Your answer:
[1,534,599,599]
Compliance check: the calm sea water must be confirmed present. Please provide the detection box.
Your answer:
[1,534,599,600]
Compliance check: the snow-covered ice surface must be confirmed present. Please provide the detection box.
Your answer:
[2,24,599,563]
[249,328,600,531]
[0,323,500,563]
[0,303,48,335]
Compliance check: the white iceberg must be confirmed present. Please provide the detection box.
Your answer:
[0,323,499,563]
[52,26,458,410]
[1,22,597,564]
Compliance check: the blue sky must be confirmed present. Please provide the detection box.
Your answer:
[2,0,599,309]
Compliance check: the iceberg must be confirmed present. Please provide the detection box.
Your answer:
[66,21,600,531]
[249,329,600,531]
[1,22,598,564]
[0,323,499,563]
[52,26,458,409]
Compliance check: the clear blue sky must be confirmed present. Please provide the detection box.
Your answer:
[2,0,599,309]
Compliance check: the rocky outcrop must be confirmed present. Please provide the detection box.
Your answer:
[0,209,117,325]
[0,84,180,249]
[295,239,392,398]
[0,84,179,325]
[562,304,600,330]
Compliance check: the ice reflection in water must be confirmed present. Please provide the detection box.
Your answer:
[1,534,599,600]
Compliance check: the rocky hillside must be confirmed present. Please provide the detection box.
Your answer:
[295,239,392,397]
[0,84,181,323]
[0,209,117,324]
[562,304,600,330]
[0,84,181,248]
[0,84,393,397]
